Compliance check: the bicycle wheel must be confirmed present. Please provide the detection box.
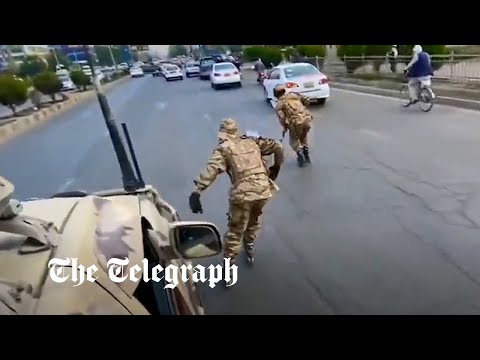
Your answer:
[419,87,434,112]
[399,84,410,107]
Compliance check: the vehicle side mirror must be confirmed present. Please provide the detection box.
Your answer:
[170,221,222,259]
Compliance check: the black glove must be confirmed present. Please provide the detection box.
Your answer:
[268,165,281,181]
[189,192,203,214]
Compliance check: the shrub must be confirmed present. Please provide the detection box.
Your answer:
[33,71,63,102]
[337,45,365,73]
[243,46,265,61]
[244,46,283,67]
[19,55,48,78]
[364,45,391,71]
[0,74,30,116]
[296,45,326,58]
[70,70,91,91]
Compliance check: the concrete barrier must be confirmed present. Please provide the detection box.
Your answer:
[0,76,131,145]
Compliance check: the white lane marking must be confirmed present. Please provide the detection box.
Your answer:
[57,178,76,193]
[155,101,168,111]
[332,87,480,115]
[358,129,391,141]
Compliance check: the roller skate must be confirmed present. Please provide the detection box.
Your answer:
[243,241,255,265]
[303,146,311,165]
[296,150,305,168]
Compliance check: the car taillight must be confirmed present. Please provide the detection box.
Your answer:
[233,71,239,75]
[214,73,221,76]
[319,77,329,84]
[285,82,299,88]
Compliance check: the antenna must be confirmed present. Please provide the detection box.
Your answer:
[83,45,140,192]
[121,123,145,188]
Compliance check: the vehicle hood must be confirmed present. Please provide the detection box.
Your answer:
[0,194,144,312]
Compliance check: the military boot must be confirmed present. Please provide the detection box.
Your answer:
[296,150,305,167]
[243,241,255,265]
[303,146,311,164]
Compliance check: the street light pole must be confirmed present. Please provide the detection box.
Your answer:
[107,45,118,71]
[82,45,139,191]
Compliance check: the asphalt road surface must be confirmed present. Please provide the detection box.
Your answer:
[2,72,480,314]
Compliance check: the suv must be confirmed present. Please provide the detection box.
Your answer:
[199,57,215,80]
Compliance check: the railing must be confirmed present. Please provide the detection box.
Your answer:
[322,54,480,83]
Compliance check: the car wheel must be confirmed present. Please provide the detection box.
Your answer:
[236,82,242,88]
[212,83,218,90]
[186,74,190,78]
[317,98,326,105]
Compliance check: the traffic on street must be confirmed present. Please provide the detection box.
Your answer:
[2,61,480,314]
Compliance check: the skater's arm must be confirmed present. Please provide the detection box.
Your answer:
[193,148,226,193]
[295,93,311,106]
[255,138,284,167]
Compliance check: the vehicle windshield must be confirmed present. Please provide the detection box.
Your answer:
[187,63,199,68]
[214,63,236,71]
[59,75,70,82]
[200,59,214,67]
[166,66,178,71]
[284,65,319,79]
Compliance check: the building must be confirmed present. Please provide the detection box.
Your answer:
[1,45,50,64]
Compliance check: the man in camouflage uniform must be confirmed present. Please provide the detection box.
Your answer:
[273,84,313,167]
[189,118,284,285]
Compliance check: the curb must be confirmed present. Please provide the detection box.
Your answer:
[0,76,131,145]
[330,82,480,111]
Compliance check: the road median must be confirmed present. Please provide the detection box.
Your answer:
[0,75,131,145]
[330,76,480,111]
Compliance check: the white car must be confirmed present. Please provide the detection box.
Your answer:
[59,75,76,91]
[210,62,241,89]
[82,65,92,76]
[164,65,183,81]
[263,62,330,105]
[118,62,129,70]
[130,67,145,78]
[185,61,200,77]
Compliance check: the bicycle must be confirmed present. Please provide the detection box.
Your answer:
[399,75,436,112]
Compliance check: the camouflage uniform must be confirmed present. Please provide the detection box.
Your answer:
[193,119,283,262]
[275,92,313,166]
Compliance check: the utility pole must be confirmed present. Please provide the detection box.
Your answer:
[82,45,139,191]
[107,45,118,71]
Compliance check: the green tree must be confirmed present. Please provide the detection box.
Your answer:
[46,51,72,71]
[33,71,63,102]
[0,74,30,116]
[296,45,326,57]
[19,55,48,78]
[364,45,391,71]
[93,46,123,66]
[168,45,188,58]
[225,45,243,53]
[70,70,91,91]
[337,45,365,73]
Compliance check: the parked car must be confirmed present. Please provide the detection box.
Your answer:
[185,61,200,77]
[262,62,330,105]
[210,62,242,90]
[130,67,145,78]
[59,75,76,91]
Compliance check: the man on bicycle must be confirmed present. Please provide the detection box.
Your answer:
[403,45,434,106]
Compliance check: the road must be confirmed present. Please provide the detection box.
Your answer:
[2,72,480,314]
